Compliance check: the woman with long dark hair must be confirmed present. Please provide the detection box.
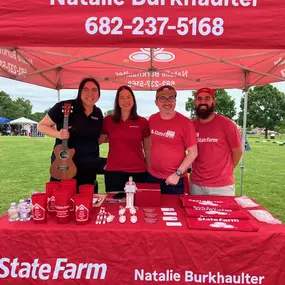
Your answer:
[38,78,104,192]
[100,85,150,192]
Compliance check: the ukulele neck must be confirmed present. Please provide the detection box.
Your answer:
[62,114,69,151]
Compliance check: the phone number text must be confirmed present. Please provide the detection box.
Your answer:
[128,80,175,88]
[85,17,224,36]
[0,60,27,76]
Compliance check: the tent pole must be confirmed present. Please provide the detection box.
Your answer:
[240,71,249,196]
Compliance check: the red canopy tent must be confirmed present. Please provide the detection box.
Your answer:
[0,0,285,193]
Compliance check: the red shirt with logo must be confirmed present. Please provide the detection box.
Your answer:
[102,115,150,172]
[191,114,241,187]
[149,112,197,179]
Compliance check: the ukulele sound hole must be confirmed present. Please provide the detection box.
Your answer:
[59,150,69,160]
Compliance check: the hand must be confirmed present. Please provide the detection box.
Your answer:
[58,128,70,140]
[165,173,180,186]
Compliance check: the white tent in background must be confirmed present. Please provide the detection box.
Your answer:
[9,117,38,125]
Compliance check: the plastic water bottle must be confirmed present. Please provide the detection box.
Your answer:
[19,201,31,222]
[8,202,19,222]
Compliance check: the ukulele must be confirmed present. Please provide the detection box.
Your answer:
[50,103,77,180]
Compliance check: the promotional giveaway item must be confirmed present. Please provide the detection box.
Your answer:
[235,196,259,208]
[124,176,136,209]
[54,189,70,224]
[248,210,282,224]
[73,194,92,225]
[186,217,259,232]
[31,193,47,224]
[46,181,61,213]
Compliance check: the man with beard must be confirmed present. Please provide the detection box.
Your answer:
[148,85,198,194]
[190,88,242,196]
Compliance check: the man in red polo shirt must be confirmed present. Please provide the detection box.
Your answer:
[148,85,198,194]
[191,88,243,196]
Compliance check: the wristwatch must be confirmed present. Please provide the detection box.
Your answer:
[175,169,183,177]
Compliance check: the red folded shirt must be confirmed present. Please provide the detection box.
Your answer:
[186,217,259,232]
[185,208,249,220]
[181,196,240,210]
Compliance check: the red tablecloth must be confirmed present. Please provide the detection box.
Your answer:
[0,195,284,285]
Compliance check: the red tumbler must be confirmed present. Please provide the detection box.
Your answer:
[55,189,70,224]
[78,184,94,207]
[46,181,61,212]
[73,194,92,225]
[32,193,47,223]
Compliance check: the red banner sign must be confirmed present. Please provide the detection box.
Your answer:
[0,0,285,48]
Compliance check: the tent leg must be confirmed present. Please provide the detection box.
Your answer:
[57,90,60,102]
[240,86,249,196]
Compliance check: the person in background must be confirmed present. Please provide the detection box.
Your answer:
[37,78,104,192]
[190,87,243,196]
[148,85,198,194]
[99,85,150,192]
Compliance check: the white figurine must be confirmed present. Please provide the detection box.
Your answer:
[124,176,136,209]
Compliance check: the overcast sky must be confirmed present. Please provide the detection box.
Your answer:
[1,77,285,118]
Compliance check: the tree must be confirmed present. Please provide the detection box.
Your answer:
[30,112,46,122]
[237,84,285,138]
[104,109,114,117]
[0,91,14,118]
[185,89,236,120]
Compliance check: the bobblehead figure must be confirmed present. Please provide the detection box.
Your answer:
[124,176,136,209]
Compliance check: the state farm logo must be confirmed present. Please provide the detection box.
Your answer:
[210,222,235,229]
[129,48,175,63]
[151,129,175,139]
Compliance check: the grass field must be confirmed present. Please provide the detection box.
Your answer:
[0,136,284,221]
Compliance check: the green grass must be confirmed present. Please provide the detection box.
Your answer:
[0,136,284,221]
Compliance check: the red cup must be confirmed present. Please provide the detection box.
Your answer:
[46,182,61,212]
[55,189,70,224]
[61,179,77,195]
[73,194,92,225]
[79,184,94,207]
[32,193,47,223]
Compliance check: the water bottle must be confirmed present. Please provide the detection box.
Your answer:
[19,201,31,222]
[8,202,19,222]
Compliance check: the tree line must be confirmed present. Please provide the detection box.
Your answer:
[1,84,285,137]
[0,91,48,122]
[185,84,285,137]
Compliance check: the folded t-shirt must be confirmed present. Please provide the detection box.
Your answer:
[186,217,259,232]
[185,208,249,220]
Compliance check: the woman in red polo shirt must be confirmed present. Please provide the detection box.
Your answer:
[100,85,150,192]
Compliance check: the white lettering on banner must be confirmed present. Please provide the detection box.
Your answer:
[50,0,124,5]
[185,271,265,284]
[135,269,181,282]
[85,16,225,36]
[51,0,257,6]
[0,258,107,280]
[50,0,259,38]
[0,49,33,65]
[134,269,265,284]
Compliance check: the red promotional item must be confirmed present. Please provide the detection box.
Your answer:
[61,179,77,196]
[186,217,259,232]
[135,183,161,207]
[185,208,249,220]
[45,181,61,213]
[181,195,240,210]
[31,193,47,224]
[78,184,94,207]
[73,194,92,225]
[54,189,70,224]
